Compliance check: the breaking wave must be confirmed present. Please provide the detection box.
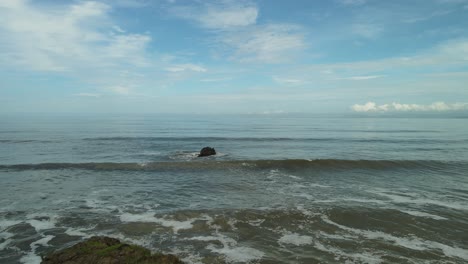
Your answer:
[1,159,464,172]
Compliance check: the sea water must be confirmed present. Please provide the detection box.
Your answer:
[0,114,467,263]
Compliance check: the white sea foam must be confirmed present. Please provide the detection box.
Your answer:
[191,233,264,263]
[190,235,224,242]
[322,215,427,251]
[19,250,42,263]
[101,233,153,250]
[85,198,100,208]
[368,190,468,211]
[0,215,56,251]
[120,212,211,233]
[400,210,447,220]
[1,217,56,251]
[155,218,194,233]
[314,241,383,264]
[322,215,468,260]
[267,169,279,179]
[64,225,96,238]
[169,152,199,161]
[120,212,158,222]
[309,183,331,188]
[0,219,22,230]
[85,198,120,212]
[343,198,387,205]
[312,199,337,203]
[288,174,303,180]
[19,235,54,264]
[207,245,264,263]
[319,231,356,241]
[0,231,14,250]
[170,247,204,264]
[431,242,468,260]
[247,219,265,227]
[226,218,237,230]
[27,219,56,232]
[278,233,313,246]
[295,205,319,217]
[291,193,314,200]
[0,239,11,251]
[141,151,162,156]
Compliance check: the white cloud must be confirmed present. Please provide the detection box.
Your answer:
[171,2,258,30]
[105,34,152,65]
[165,64,207,72]
[273,76,304,85]
[0,0,151,71]
[352,102,468,112]
[221,24,305,63]
[0,0,24,8]
[342,75,384,80]
[297,39,468,77]
[198,5,257,29]
[106,86,131,95]
[169,1,304,64]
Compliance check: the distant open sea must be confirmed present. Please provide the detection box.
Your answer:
[1,114,468,263]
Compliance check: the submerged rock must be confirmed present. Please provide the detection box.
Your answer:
[198,147,216,157]
[41,236,183,264]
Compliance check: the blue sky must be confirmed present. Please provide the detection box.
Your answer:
[1,0,468,114]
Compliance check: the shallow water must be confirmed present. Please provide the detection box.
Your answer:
[1,114,468,263]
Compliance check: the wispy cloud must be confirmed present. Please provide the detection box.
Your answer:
[296,39,468,77]
[170,1,258,30]
[165,64,207,72]
[0,0,208,98]
[341,75,385,80]
[273,76,304,85]
[221,24,306,63]
[352,102,468,112]
[0,1,151,71]
[106,86,131,95]
[168,1,305,64]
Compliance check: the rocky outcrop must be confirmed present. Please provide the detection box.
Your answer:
[41,236,183,264]
[198,147,216,157]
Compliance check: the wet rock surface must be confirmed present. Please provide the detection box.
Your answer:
[41,236,184,264]
[198,147,216,157]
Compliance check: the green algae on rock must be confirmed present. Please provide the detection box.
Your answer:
[41,236,184,264]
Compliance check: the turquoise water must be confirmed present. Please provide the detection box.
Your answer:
[1,114,468,263]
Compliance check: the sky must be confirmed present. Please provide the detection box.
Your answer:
[0,0,468,114]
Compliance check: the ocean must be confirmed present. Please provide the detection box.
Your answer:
[0,114,467,263]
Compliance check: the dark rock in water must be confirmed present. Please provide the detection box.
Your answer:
[198,147,216,157]
[41,236,184,264]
